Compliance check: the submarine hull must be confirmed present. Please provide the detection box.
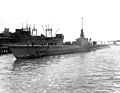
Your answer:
[10,45,93,59]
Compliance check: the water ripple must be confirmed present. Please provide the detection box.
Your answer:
[0,45,120,93]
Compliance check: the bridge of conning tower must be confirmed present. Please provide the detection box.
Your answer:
[80,17,85,38]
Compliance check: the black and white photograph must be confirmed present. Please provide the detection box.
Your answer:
[0,0,120,93]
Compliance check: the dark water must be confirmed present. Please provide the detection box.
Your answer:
[0,45,120,93]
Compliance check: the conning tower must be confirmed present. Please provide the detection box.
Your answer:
[76,17,89,47]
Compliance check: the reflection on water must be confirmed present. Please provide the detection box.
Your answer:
[0,45,120,93]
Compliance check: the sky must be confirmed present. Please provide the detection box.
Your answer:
[0,0,120,41]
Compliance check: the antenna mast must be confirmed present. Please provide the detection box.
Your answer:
[82,17,83,30]
[45,24,52,37]
[80,17,84,38]
[32,24,37,36]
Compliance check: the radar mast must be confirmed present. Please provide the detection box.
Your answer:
[80,17,85,38]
